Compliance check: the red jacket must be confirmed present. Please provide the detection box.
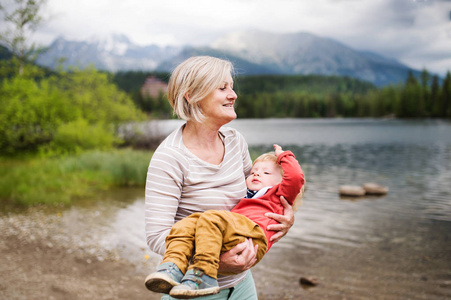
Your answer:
[231,151,305,250]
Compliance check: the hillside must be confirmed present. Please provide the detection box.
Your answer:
[34,30,422,86]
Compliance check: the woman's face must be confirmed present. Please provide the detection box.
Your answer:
[200,73,237,126]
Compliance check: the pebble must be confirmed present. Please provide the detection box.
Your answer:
[300,276,319,286]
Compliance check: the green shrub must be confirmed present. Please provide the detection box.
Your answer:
[0,64,145,155]
[0,76,64,153]
[47,119,119,154]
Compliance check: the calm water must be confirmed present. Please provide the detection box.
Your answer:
[4,119,450,299]
[154,118,451,299]
[230,119,451,300]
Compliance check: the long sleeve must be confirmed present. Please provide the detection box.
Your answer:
[145,146,186,256]
[276,151,305,205]
[145,125,251,259]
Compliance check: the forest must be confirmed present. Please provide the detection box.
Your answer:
[114,69,451,119]
[2,58,450,157]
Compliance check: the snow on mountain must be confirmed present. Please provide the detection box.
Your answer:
[37,34,182,72]
[36,30,419,86]
[95,34,130,56]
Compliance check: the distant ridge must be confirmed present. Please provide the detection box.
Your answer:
[36,34,181,72]
[210,30,418,86]
[35,30,422,86]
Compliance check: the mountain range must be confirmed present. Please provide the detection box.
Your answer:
[36,30,419,86]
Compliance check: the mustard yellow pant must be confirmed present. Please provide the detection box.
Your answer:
[162,210,268,279]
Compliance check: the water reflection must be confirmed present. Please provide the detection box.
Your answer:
[239,119,451,298]
[230,118,451,146]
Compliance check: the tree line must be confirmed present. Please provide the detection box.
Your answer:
[113,70,451,119]
[1,60,449,156]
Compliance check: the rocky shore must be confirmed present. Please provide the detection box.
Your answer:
[2,193,448,300]
[0,209,161,300]
[1,234,161,300]
[0,204,305,300]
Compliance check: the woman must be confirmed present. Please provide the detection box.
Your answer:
[145,56,294,299]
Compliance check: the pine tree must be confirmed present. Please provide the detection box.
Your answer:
[420,69,431,116]
[442,72,451,118]
[399,71,422,117]
[430,75,441,117]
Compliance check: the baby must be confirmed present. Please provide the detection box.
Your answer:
[145,144,305,299]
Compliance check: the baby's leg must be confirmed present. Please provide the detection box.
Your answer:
[163,213,201,274]
[190,210,232,279]
[191,210,268,278]
[145,213,202,294]
[169,211,267,298]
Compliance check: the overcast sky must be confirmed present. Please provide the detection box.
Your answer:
[5,0,451,75]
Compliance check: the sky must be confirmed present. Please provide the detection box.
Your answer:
[3,0,451,75]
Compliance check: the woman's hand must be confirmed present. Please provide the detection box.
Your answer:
[265,196,294,243]
[218,238,258,274]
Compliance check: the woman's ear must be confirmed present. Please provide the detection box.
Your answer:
[184,91,191,103]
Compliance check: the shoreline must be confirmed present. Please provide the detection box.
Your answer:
[0,227,304,300]
[2,189,449,300]
[0,206,306,300]
[0,233,161,300]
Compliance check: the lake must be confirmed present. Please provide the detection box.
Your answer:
[140,118,451,299]
[229,119,451,299]
[3,118,451,299]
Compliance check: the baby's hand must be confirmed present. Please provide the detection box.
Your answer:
[274,144,283,157]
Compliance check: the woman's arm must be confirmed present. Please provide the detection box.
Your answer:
[145,148,185,256]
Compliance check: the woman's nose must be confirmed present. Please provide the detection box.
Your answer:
[228,89,237,100]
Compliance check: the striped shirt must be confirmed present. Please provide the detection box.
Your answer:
[145,124,252,289]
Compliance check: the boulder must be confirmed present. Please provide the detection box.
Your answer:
[339,185,366,196]
[363,183,388,195]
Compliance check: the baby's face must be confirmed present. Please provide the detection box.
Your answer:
[246,161,283,191]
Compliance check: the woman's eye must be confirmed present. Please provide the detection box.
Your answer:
[219,86,226,90]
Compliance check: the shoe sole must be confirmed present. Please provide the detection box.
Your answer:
[169,286,220,299]
[145,273,180,294]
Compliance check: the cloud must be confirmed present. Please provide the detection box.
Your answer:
[4,0,450,75]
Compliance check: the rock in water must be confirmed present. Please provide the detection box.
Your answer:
[339,185,366,196]
[363,183,388,195]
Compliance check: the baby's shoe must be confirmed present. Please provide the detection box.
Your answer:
[145,262,184,294]
[169,268,219,299]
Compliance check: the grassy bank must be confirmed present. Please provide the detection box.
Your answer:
[0,149,153,206]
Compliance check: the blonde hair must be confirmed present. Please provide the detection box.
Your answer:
[253,152,282,175]
[292,185,305,212]
[167,56,234,122]
[253,151,305,211]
